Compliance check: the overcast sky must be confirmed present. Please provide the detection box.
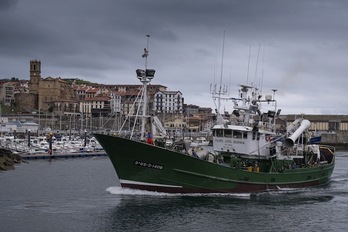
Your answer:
[1,0,347,115]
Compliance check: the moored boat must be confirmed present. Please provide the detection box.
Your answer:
[191,137,210,147]
[94,39,335,193]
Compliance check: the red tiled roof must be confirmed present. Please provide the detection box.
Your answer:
[86,88,99,93]
[84,96,111,101]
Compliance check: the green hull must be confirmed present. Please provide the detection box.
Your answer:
[94,134,335,193]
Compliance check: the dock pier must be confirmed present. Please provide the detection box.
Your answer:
[20,151,107,160]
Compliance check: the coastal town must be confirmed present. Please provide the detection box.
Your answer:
[0,60,348,148]
[0,60,214,138]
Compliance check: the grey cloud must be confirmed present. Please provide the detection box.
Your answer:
[1,0,348,114]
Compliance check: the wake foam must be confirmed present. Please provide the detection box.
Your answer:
[106,186,172,196]
[331,176,348,182]
[105,186,251,198]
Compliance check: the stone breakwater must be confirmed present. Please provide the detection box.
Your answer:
[0,148,22,171]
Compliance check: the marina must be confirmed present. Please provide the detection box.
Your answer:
[0,133,106,161]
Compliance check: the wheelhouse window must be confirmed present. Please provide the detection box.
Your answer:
[233,130,243,138]
[214,129,247,138]
[213,129,224,137]
[224,129,232,138]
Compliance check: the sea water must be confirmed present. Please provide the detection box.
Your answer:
[0,153,347,232]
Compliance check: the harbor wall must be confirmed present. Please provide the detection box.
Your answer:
[321,131,348,150]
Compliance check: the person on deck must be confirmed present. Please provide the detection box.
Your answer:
[147,131,153,145]
[192,148,199,158]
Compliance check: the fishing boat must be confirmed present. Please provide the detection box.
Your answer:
[94,39,335,193]
[190,137,210,147]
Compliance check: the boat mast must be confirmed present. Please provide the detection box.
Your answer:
[136,35,156,141]
[211,31,227,125]
[217,31,225,120]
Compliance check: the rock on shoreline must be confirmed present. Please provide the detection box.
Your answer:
[0,148,22,171]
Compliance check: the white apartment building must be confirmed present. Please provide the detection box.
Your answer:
[153,90,183,114]
[109,92,122,114]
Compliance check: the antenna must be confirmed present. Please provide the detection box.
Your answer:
[272,89,277,99]
[254,43,261,88]
[260,46,265,94]
[219,30,225,93]
[247,45,251,84]
[217,30,226,118]
[142,35,150,69]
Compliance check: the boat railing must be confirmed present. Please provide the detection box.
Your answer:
[231,121,275,132]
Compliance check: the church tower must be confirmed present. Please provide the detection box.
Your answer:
[29,60,41,95]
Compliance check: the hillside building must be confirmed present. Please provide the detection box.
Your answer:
[22,60,77,113]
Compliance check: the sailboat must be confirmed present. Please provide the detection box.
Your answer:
[94,38,335,193]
